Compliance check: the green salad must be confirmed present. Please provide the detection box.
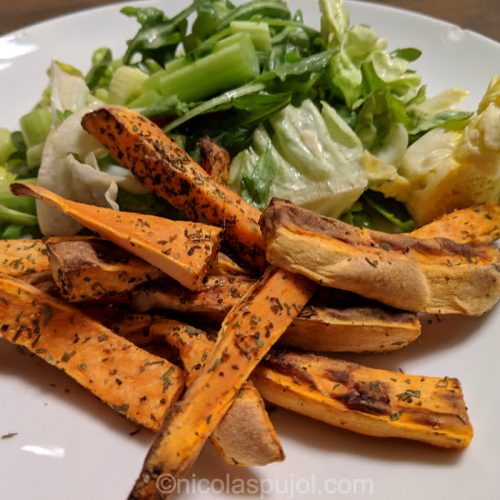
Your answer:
[1,0,498,240]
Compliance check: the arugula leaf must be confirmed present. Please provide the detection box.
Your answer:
[241,145,276,208]
[141,96,191,120]
[258,49,333,83]
[216,0,291,31]
[363,190,416,231]
[86,47,113,90]
[122,5,195,65]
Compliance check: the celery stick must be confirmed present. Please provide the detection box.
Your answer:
[94,88,110,102]
[0,194,36,214]
[159,36,259,102]
[0,177,37,214]
[128,91,162,109]
[142,71,166,94]
[230,21,272,51]
[164,57,190,74]
[0,204,38,226]
[213,32,252,51]
[1,224,24,239]
[142,57,192,94]
[109,66,149,104]
[0,128,15,164]
[19,108,52,148]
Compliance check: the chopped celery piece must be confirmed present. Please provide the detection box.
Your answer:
[0,128,15,164]
[19,107,52,148]
[0,193,36,214]
[0,175,37,214]
[26,143,45,168]
[142,71,166,94]
[213,31,253,51]
[143,58,190,94]
[160,35,259,102]
[1,224,24,239]
[143,59,164,74]
[164,57,190,74]
[128,90,163,109]
[109,66,148,104]
[230,21,272,51]
[94,88,110,102]
[0,204,38,226]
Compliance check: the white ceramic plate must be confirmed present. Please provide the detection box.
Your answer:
[1,2,499,499]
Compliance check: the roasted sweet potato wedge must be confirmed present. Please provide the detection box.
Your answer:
[10,183,222,291]
[78,305,158,340]
[252,351,473,449]
[149,319,284,467]
[133,275,255,322]
[198,137,231,185]
[284,304,419,353]
[46,238,164,301]
[0,275,184,430]
[133,276,421,353]
[411,202,500,244]
[0,236,96,278]
[81,106,266,271]
[0,239,49,277]
[261,199,500,315]
[130,268,315,498]
[21,271,60,295]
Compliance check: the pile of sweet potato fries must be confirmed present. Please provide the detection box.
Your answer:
[1,106,498,499]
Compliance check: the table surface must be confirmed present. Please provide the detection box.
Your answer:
[0,0,499,42]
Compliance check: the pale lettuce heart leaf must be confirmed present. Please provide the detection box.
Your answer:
[230,99,367,217]
[400,78,500,225]
[327,24,382,107]
[320,0,349,47]
[50,62,90,123]
[411,88,469,115]
[373,122,408,166]
[478,75,500,112]
[37,106,120,235]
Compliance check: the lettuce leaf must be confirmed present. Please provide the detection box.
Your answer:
[230,99,367,216]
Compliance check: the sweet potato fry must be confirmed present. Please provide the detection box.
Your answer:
[252,350,473,449]
[0,275,184,430]
[149,319,284,466]
[133,275,255,322]
[46,238,164,301]
[198,137,231,185]
[284,304,419,353]
[78,305,158,340]
[133,276,421,353]
[410,202,500,244]
[0,239,50,277]
[0,236,97,278]
[81,106,266,271]
[129,268,315,499]
[261,199,500,315]
[21,271,59,295]
[10,183,222,291]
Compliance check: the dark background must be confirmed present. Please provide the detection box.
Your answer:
[1,0,499,41]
